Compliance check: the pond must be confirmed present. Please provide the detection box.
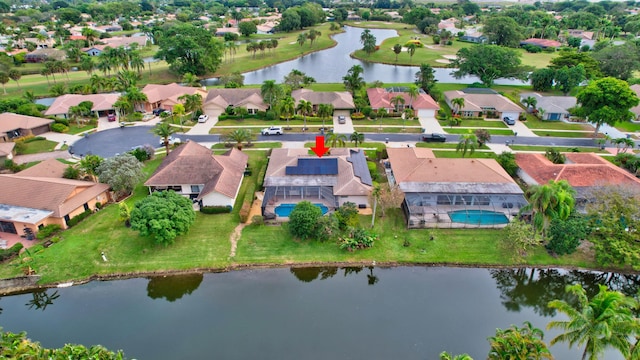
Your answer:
[1,267,636,359]
[207,26,529,86]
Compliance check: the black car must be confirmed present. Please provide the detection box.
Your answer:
[152,108,167,116]
[421,133,447,142]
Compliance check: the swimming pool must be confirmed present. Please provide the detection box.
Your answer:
[448,210,509,225]
[274,203,329,217]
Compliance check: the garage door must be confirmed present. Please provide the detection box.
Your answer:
[502,112,520,120]
[205,109,223,118]
[334,110,350,117]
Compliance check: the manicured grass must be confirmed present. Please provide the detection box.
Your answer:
[432,149,496,158]
[66,123,97,135]
[532,130,596,138]
[354,127,422,134]
[522,114,594,131]
[615,121,640,132]
[509,145,604,153]
[416,142,489,150]
[439,119,509,128]
[211,142,282,149]
[445,128,514,136]
[361,118,422,126]
[17,139,58,154]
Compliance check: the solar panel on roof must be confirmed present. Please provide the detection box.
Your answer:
[286,158,338,175]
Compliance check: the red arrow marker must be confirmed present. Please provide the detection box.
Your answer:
[311,136,330,157]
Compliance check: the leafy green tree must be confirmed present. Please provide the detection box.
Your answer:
[0,71,8,95]
[521,180,576,238]
[289,201,322,240]
[593,43,640,81]
[474,129,491,147]
[544,148,566,164]
[488,321,553,359]
[549,50,601,79]
[393,43,402,63]
[547,215,589,256]
[548,284,637,360]
[62,165,79,179]
[529,68,556,91]
[343,65,365,95]
[96,154,145,198]
[415,63,437,94]
[118,202,131,226]
[238,21,257,37]
[8,69,20,90]
[574,77,639,136]
[155,23,223,76]
[130,190,196,246]
[554,65,586,96]
[78,154,103,182]
[496,151,518,176]
[501,219,541,260]
[451,45,532,87]
[296,99,313,131]
[350,131,364,147]
[334,202,359,231]
[456,132,478,157]
[153,122,176,154]
[483,16,524,47]
[260,79,282,108]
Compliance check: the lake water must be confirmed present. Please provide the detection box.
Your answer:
[1,267,636,359]
[214,26,529,86]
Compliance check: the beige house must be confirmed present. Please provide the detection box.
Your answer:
[630,84,640,120]
[145,141,248,208]
[261,148,373,218]
[202,88,269,118]
[0,113,54,142]
[141,83,207,114]
[291,89,355,112]
[44,94,120,118]
[444,88,522,120]
[367,87,439,118]
[0,159,110,236]
[0,142,15,161]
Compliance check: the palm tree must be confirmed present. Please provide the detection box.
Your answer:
[523,96,538,113]
[235,106,248,120]
[342,65,365,96]
[297,32,307,50]
[393,43,402,63]
[326,133,347,148]
[182,73,200,87]
[377,107,388,131]
[390,94,405,113]
[488,321,553,360]
[370,184,381,228]
[68,105,83,126]
[81,27,99,47]
[130,54,145,76]
[317,103,334,131]
[178,93,203,120]
[521,180,575,237]
[407,43,417,64]
[123,86,148,113]
[296,99,313,131]
[8,69,21,90]
[456,132,478,157]
[451,97,465,115]
[226,129,252,150]
[278,96,296,130]
[307,29,321,47]
[548,284,637,360]
[260,80,280,108]
[350,131,365,147]
[116,70,140,91]
[80,55,95,76]
[407,85,419,110]
[613,137,635,154]
[152,122,176,154]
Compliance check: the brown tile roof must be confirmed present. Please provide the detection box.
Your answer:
[0,112,53,133]
[444,90,522,113]
[17,158,67,178]
[292,89,355,109]
[366,88,439,111]
[521,38,562,48]
[204,88,268,110]
[101,36,147,48]
[145,141,248,199]
[0,175,110,218]
[516,153,640,188]
[0,142,15,157]
[44,94,120,116]
[142,83,204,105]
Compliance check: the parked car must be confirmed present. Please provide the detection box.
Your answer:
[421,133,447,142]
[159,136,181,146]
[198,114,209,123]
[338,115,346,124]
[503,116,516,125]
[152,108,166,116]
[107,113,116,122]
[261,126,283,135]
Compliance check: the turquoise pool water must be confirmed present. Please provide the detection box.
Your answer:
[448,210,509,225]
[275,203,329,217]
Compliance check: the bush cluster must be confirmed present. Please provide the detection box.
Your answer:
[36,224,62,240]
[67,209,92,227]
[51,123,69,133]
[339,227,377,251]
[239,202,252,223]
[200,206,232,214]
[0,242,23,262]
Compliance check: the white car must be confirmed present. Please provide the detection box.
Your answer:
[261,126,283,135]
[159,136,181,146]
[198,114,209,123]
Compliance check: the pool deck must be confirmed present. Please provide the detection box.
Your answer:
[405,206,515,229]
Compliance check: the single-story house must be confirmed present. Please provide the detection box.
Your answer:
[0,160,110,236]
[262,148,373,218]
[367,87,439,118]
[215,27,240,36]
[101,36,148,49]
[83,46,104,56]
[519,92,577,121]
[291,89,355,118]
[516,152,640,209]
[567,29,595,40]
[0,142,15,161]
[520,38,562,49]
[0,112,54,142]
[202,88,268,118]
[444,88,522,120]
[630,84,640,120]
[44,93,121,118]
[460,32,487,43]
[24,48,66,63]
[144,141,248,208]
[387,147,526,228]
[142,83,207,114]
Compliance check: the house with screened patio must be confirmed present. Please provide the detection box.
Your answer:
[261,148,373,219]
[386,147,527,228]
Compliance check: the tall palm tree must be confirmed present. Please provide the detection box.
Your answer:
[8,69,21,90]
[182,73,200,87]
[456,132,478,157]
[307,29,321,47]
[377,107,388,130]
[116,70,140,91]
[350,131,365,147]
[152,122,176,154]
[393,44,402,63]
[226,129,252,150]
[123,86,148,112]
[548,284,637,360]
[130,54,145,76]
[342,65,365,96]
[407,43,417,64]
[296,99,313,131]
[451,97,465,115]
[0,72,9,95]
[370,184,381,228]
[178,93,203,120]
[523,96,538,113]
[317,103,334,131]
[521,179,575,237]
[325,133,347,148]
[297,32,307,50]
[407,85,419,110]
[390,94,405,113]
[260,80,280,109]
[278,96,296,130]
[81,27,99,47]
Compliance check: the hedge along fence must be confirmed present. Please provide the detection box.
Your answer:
[256,163,267,191]
[218,113,329,123]
[200,205,233,214]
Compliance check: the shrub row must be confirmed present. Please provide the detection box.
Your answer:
[256,163,267,191]
[239,202,252,223]
[200,205,232,214]
[0,242,23,262]
[67,209,92,227]
[36,224,62,240]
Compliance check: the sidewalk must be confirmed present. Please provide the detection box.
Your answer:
[187,117,219,135]
[40,132,82,150]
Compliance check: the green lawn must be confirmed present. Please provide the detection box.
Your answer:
[509,145,604,153]
[17,139,58,154]
[432,149,496,158]
[445,128,514,136]
[66,123,97,135]
[354,127,422,134]
[522,114,594,131]
[416,142,490,150]
[532,130,596,138]
[615,121,640,132]
[439,119,509,128]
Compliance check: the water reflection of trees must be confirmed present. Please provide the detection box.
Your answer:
[290,266,379,285]
[491,268,640,317]
[146,273,203,302]
[26,290,60,311]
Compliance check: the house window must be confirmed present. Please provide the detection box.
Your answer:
[462,111,474,117]
[83,203,89,211]
[248,108,257,114]
[191,185,202,193]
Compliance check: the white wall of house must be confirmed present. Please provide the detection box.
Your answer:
[417,109,436,118]
[201,191,235,207]
[338,195,369,208]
